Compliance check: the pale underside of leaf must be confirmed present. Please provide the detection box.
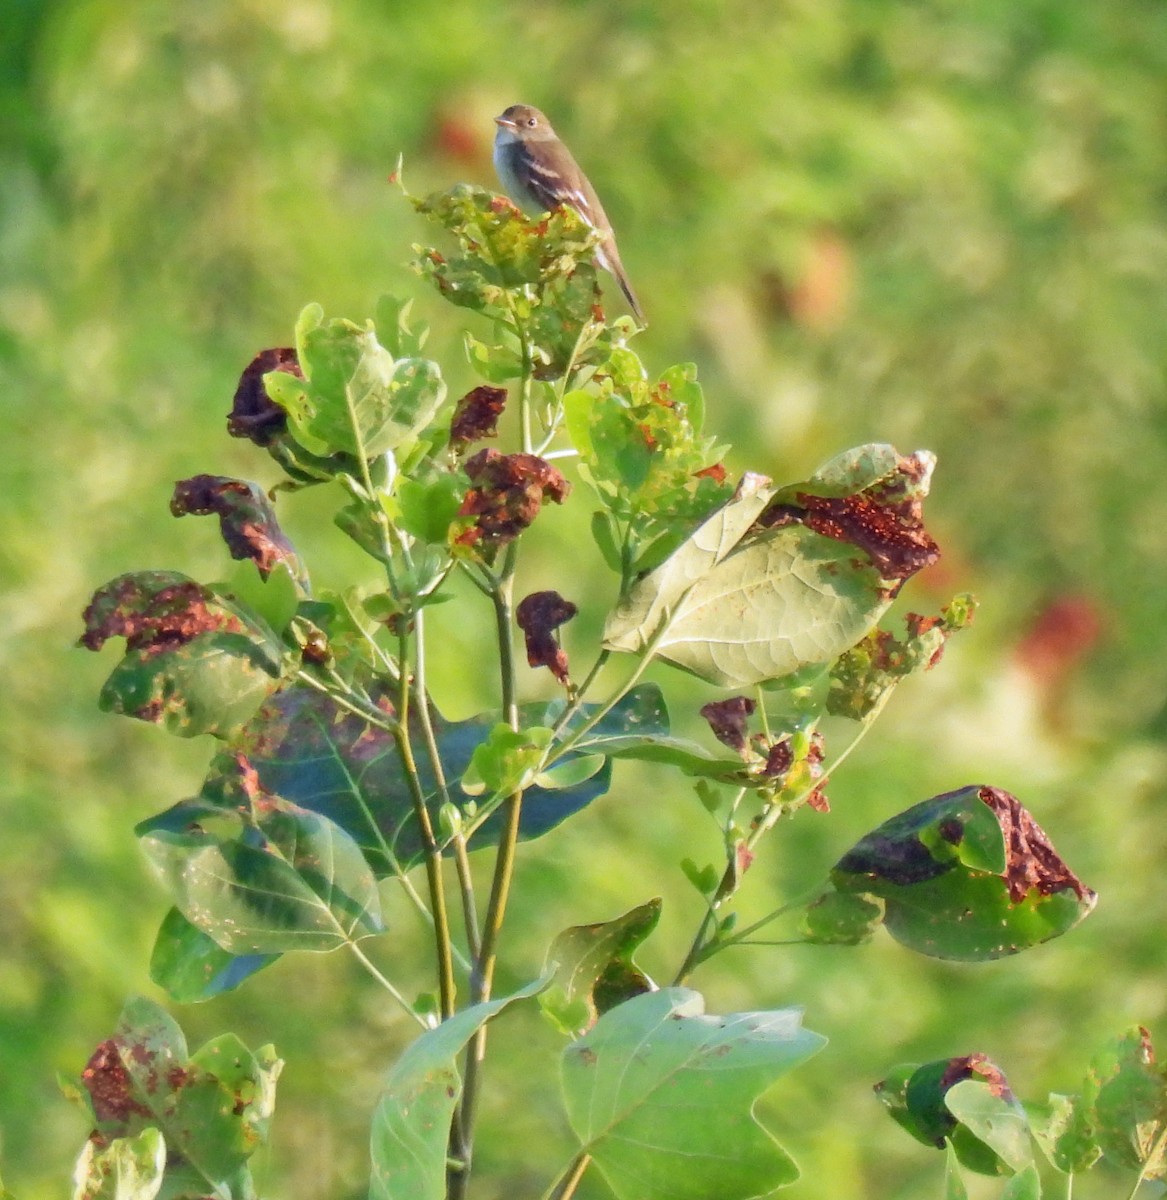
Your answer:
[607,525,889,689]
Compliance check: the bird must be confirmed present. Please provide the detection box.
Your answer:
[492,103,644,324]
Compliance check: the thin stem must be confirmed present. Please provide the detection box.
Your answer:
[394,626,457,1022]
[452,541,523,1198]
[544,1151,592,1200]
[348,941,428,1028]
[293,667,399,734]
[674,683,906,982]
[548,649,611,741]
[413,608,481,960]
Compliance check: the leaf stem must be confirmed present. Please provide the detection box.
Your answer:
[413,608,481,960]
[394,627,457,1022]
[545,1151,593,1200]
[347,940,429,1028]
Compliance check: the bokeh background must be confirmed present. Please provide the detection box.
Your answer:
[3,1,1167,1197]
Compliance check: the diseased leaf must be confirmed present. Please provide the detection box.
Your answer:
[80,572,286,737]
[540,900,661,1037]
[561,988,826,1200]
[170,475,308,588]
[827,786,1096,960]
[72,1128,165,1200]
[1029,1092,1101,1175]
[76,998,281,1198]
[369,979,547,1200]
[1087,1027,1167,1176]
[137,777,384,954]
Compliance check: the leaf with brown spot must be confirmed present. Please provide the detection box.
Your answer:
[516,590,578,684]
[227,347,300,448]
[699,696,756,755]
[540,900,661,1037]
[455,449,570,548]
[449,384,507,447]
[171,475,307,587]
[74,997,281,1196]
[825,785,1095,960]
[80,572,287,737]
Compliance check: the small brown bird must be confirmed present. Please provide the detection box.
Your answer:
[492,103,644,324]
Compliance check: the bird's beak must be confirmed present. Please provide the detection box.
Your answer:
[494,115,517,130]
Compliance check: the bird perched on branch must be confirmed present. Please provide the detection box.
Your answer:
[492,103,644,325]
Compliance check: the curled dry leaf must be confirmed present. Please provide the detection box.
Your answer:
[762,449,939,584]
[171,475,304,581]
[456,449,570,547]
[450,384,507,448]
[516,590,578,684]
[699,696,756,755]
[227,347,301,447]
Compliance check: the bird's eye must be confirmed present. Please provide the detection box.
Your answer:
[526,117,537,127]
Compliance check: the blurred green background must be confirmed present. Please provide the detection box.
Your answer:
[3,0,1167,1196]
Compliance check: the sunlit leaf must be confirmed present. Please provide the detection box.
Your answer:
[266,303,446,460]
[561,988,826,1200]
[945,1079,1034,1172]
[138,791,384,955]
[369,978,547,1200]
[76,998,281,1197]
[827,786,1096,960]
[540,900,661,1037]
[72,1128,165,1200]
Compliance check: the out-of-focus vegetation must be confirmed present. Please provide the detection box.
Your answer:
[2,1,1166,1197]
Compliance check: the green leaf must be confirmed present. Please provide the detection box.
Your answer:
[1000,1166,1042,1199]
[268,303,446,460]
[76,998,281,1196]
[540,900,661,1037]
[802,889,885,945]
[798,443,906,497]
[1086,1027,1167,1175]
[828,786,1096,960]
[946,1079,1034,1172]
[397,474,464,544]
[1029,1092,1101,1174]
[603,467,911,688]
[138,791,384,955]
[565,356,730,530]
[944,1143,970,1200]
[534,753,606,791]
[72,1128,165,1200]
[81,572,287,737]
[568,731,744,778]
[217,559,302,637]
[461,724,554,800]
[373,294,429,359]
[369,978,547,1200]
[463,330,523,382]
[561,988,826,1200]
[149,907,277,1003]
